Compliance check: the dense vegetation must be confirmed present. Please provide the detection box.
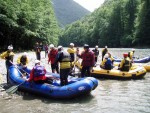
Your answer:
[0,0,59,51]
[59,0,150,48]
[0,0,149,51]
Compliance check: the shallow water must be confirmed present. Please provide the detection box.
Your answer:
[0,48,150,113]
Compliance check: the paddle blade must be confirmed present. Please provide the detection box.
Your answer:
[6,85,18,94]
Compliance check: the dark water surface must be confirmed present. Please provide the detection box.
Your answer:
[0,48,150,113]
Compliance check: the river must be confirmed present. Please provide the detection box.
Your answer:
[0,48,150,113]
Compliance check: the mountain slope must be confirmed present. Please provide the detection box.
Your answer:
[51,0,90,27]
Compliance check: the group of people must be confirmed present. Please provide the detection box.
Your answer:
[0,43,135,86]
[100,46,135,72]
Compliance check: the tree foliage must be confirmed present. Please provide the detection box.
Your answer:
[59,0,150,48]
[0,0,59,50]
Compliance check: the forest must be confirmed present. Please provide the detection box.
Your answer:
[0,0,59,51]
[0,0,150,51]
[59,0,150,48]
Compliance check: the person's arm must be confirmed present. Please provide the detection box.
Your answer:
[17,56,21,64]
[0,51,7,59]
[100,59,106,68]
[27,69,34,82]
[119,60,124,69]
[67,48,76,53]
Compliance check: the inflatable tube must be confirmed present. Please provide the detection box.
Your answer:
[8,66,98,99]
[75,61,146,80]
[114,62,150,72]
[114,56,150,63]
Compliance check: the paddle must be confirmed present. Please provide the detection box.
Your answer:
[6,81,25,94]
[6,64,29,94]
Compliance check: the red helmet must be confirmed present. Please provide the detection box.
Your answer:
[123,53,128,57]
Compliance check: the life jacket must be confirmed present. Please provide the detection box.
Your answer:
[48,49,58,64]
[121,58,131,71]
[104,58,112,70]
[33,65,46,77]
[20,56,27,65]
[67,48,75,62]
[58,51,71,69]
[81,50,94,67]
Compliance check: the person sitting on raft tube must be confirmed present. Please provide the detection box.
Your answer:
[128,48,135,62]
[26,60,53,84]
[100,53,113,70]
[102,46,108,61]
[17,52,29,68]
[118,53,132,72]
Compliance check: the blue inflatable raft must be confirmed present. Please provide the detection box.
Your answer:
[114,56,150,63]
[8,66,98,99]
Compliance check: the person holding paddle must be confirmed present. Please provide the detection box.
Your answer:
[0,45,14,84]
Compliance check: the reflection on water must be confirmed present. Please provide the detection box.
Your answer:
[0,49,150,113]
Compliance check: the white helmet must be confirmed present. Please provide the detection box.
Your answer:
[105,46,107,48]
[70,43,74,46]
[23,52,27,56]
[49,44,54,48]
[8,45,13,50]
[104,54,109,58]
[95,45,98,48]
[58,45,62,49]
[132,48,135,51]
[35,60,40,64]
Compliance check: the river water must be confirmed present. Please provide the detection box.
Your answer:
[0,48,150,113]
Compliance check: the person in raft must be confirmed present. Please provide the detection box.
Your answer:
[55,46,71,86]
[100,53,113,70]
[78,44,95,77]
[26,60,53,84]
[102,46,108,61]
[128,48,135,62]
[118,53,132,72]
[0,45,14,83]
[17,52,29,68]
[17,52,29,77]
[48,44,59,73]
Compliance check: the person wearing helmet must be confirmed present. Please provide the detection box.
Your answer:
[128,48,135,61]
[55,46,71,86]
[26,60,53,84]
[78,44,95,77]
[48,44,59,73]
[34,42,41,60]
[118,53,132,71]
[102,46,108,61]
[100,53,113,70]
[67,43,76,74]
[17,52,29,67]
[0,45,14,83]
[67,43,76,62]
[92,45,99,64]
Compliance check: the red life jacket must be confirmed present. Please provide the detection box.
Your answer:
[81,50,95,67]
[48,49,58,64]
[33,65,46,81]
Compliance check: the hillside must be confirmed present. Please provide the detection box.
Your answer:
[51,0,90,27]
